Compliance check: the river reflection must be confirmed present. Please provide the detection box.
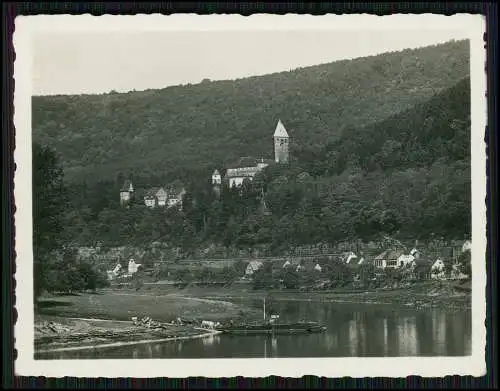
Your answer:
[36,300,471,359]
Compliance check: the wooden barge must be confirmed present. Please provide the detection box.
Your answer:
[216,296,326,335]
[217,321,326,335]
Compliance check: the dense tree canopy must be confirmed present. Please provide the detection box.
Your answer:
[50,76,472,255]
[33,143,109,298]
[33,143,66,297]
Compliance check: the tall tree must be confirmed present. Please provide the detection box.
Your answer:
[33,143,66,299]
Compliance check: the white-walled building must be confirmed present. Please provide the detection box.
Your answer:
[107,263,122,280]
[120,180,134,205]
[431,259,446,280]
[245,260,264,275]
[212,170,222,185]
[462,240,472,253]
[225,157,272,188]
[128,259,141,275]
[397,254,415,268]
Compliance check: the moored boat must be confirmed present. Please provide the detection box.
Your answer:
[216,296,326,335]
[217,321,326,335]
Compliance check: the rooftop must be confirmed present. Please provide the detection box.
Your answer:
[226,156,273,170]
[273,120,289,138]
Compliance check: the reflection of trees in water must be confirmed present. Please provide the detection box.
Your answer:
[347,320,358,356]
[271,336,278,356]
[415,313,433,355]
[44,305,471,359]
[323,332,337,351]
[396,316,418,356]
[447,311,472,355]
[202,334,220,347]
[382,318,389,356]
[431,309,447,356]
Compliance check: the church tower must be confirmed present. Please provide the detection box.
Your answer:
[273,119,290,163]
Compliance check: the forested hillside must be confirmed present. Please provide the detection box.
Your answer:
[46,76,471,253]
[32,39,470,185]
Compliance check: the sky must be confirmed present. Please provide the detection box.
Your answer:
[32,29,470,96]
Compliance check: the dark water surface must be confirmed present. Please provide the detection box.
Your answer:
[36,300,471,359]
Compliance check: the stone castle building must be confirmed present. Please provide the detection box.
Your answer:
[121,120,292,206]
[212,120,291,188]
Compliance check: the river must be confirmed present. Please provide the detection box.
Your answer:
[36,299,471,359]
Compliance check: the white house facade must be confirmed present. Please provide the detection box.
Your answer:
[245,260,263,275]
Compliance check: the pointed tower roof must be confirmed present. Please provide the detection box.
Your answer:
[273,119,289,138]
[212,169,220,176]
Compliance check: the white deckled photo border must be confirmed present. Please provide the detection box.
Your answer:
[13,13,487,378]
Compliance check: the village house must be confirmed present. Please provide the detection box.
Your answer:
[127,259,141,276]
[143,184,186,209]
[245,260,264,276]
[411,257,433,280]
[166,185,186,208]
[280,258,321,273]
[282,260,292,269]
[295,259,322,273]
[409,248,422,259]
[373,248,419,270]
[343,251,359,264]
[373,249,403,269]
[120,180,134,205]
[450,263,469,280]
[397,253,415,268]
[144,187,168,208]
[107,263,122,280]
[430,259,446,280]
[462,240,472,253]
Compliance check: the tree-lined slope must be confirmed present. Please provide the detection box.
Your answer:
[32,40,470,184]
[57,76,471,249]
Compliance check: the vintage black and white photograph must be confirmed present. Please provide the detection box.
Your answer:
[14,14,486,377]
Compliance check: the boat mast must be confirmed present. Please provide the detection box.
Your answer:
[263,297,266,321]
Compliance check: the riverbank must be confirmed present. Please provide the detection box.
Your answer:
[35,291,260,352]
[35,315,222,353]
[178,280,471,311]
[35,280,470,352]
[36,291,262,323]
